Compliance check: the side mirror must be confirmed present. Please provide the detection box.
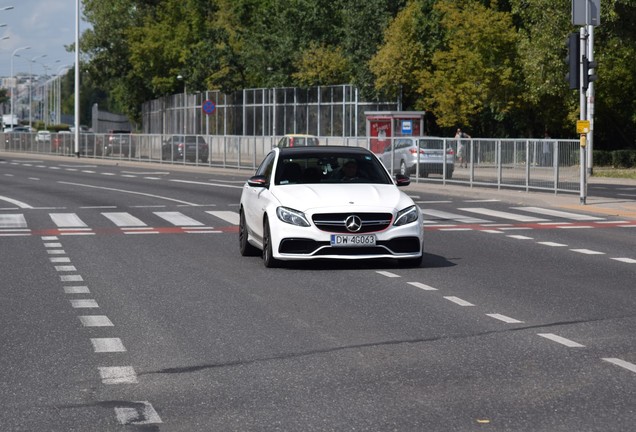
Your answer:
[247,175,268,188]
[395,174,410,187]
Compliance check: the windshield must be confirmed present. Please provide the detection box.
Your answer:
[274,153,392,185]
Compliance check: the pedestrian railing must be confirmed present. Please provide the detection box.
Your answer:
[0,132,581,194]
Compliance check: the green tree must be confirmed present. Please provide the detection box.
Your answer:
[418,0,520,134]
[292,42,352,86]
[369,0,438,108]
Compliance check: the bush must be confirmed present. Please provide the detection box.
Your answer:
[594,150,636,168]
[612,150,636,168]
[593,150,612,167]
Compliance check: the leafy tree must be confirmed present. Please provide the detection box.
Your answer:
[292,42,352,86]
[418,0,520,135]
[369,0,436,107]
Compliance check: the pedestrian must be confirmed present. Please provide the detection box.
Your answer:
[542,131,552,167]
[454,128,471,168]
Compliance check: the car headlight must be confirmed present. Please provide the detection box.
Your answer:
[276,206,310,227]
[394,205,419,226]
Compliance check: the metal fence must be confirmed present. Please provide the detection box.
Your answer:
[141,85,398,137]
[1,132,581,194]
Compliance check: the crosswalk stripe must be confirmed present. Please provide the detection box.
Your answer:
[511,207,604,221]
[154,211,204,226]
[420,209,490,224]
[50,213,88,228]
[102,212,147,227]
[0,214,27,228]
[458,207,549,222]
[205,210,239,225]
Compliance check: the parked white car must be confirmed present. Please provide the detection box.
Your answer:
[239,145,424,267]
[379,137,455,179]
[35,130,51,144]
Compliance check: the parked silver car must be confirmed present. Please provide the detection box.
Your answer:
[379,137,455,179]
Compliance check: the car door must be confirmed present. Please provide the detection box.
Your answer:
[243,151,276,243]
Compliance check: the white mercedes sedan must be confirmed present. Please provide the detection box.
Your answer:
[239,146,424,268]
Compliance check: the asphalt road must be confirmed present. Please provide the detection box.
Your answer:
[1,153,635,431]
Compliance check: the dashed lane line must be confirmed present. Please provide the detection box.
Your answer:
[538,333,585,348]
[603,358,636,374]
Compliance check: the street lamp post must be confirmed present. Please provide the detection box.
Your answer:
[177,74,187,134]
[28,54,47,129]
[10,45,31,129]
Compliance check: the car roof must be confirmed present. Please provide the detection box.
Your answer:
[277,145,371,157]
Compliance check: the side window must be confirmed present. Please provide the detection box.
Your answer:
[256,152,276,182]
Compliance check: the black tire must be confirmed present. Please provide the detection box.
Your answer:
[239,210,259,256]
[445,170,454,179]
[262,219,280,268]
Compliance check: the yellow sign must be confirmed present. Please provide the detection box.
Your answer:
[577,120,590,134]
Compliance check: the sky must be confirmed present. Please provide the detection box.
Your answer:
[0,0,90,77]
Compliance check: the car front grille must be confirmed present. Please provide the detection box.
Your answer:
[312,213,393,233]
[278,237,421,255]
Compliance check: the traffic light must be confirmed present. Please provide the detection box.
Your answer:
[565,32,580,90]
[582,55,597,90]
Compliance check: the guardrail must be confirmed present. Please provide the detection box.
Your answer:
[0,132,581,194]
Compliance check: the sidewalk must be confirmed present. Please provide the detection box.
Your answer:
[405,176,636,220]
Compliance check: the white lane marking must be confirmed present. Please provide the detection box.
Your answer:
[376,271,400,278]
[55,265,77,272]
[619,225,636,228]
[537,242,568,247]
[612,258,636,263]
[124,230,160,235]
[444,296,475,306]
[50,213,88,228]
[64,286,90,294]
[420,209,490,224]
[465,199,500,203]
[99,366,138,384]
[70,299,99,308]
[170,179,243,189]
[459,207,549,222]
[597,220,628,224]
[537,333,585,347]
[47,249,66,255]
[115,401,163,425]
[50,257,71,263]
[103,212,147,227]
[0,214,27,228]
[41,236,58,240]
[486,313,524,323]
[558,225,594,229]
[79,316,113,327]
[206,210,240,225]
[570,249,605,255]
[415,200,452,204]
[91,338,127,353]
[58,181,200,205]
[439,228,473,232]
[482,230,504,234]
[603,358,636,374]
[0,195,33,209]
[512,207,604,221]
[407,282,438,291]
[154,211,204,226]
[61,275,84,282]
[507,235,534,240]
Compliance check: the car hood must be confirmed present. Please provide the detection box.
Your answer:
[271,184,414,213]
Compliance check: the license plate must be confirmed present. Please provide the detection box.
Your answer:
[330,234,376,247]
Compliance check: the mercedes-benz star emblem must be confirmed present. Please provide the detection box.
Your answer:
[345,215,362,232]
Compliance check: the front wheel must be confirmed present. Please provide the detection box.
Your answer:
[262,219,280,268]
[239,210,259,256]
